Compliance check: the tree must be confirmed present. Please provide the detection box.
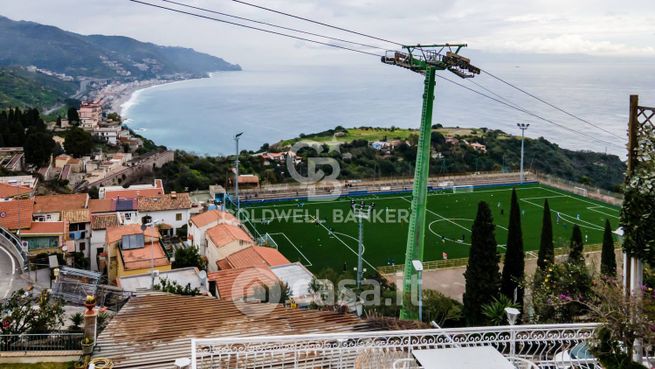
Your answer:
[67,107,80,125]
[482,295,519,325]
[501,188,525,306]
[172,246,206,270]
[601,219,617,277]
[23,131,56,167]
[569,224,584,264]
[0,289,64,335]
[64,127,94,158]
[463,201,501,326]
[537,199,554,270]
[153,277,201,296]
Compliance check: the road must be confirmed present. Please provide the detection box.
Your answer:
[0,243,18,299]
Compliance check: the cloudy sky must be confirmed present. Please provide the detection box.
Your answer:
[2,0,654,67]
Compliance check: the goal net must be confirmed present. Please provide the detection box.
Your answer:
[573,186,588,197]
[453,185,474,193]
[258,233,279,249]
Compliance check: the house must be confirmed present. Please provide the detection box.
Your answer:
[105,224,171,284]
[90,213,120,272]
[0,175,38,189]
[55,154,72,169]
[137,192,192,237]
[207,266,280,301]
[32,193,91,256]
[19,221,66,255]
[93,294,371,368]
[78,102,102,129]
[0,182,34,200]
[188,209,239,254]
[99,178,164,199]
[117,266,209,294]
[371,141,390,151]
[217,245,290,270]
[469,142,487,153]
[237,174,260,188]
[93,126,121,145]
[270,262,316,306]
[445,136,460,146]
[0,199,33,231]
[205,223,255,272]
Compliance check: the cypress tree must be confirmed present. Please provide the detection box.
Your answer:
[463,201,500,326]
[568,224,584,264]
[537,199,554,270]
[601,219,617,277]
[501,189,524,305]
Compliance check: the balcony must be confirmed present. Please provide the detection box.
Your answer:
[191,323,609,369]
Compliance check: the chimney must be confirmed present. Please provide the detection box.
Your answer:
[171,191,177,199]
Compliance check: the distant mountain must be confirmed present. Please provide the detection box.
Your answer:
[0,15,241,79]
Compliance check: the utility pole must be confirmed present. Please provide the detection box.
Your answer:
[234,132,244,215]
[351,200,374,289]
[517,123,530,183]
[382,44,479,319]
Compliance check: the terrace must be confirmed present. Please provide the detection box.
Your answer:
[190,323,650,369]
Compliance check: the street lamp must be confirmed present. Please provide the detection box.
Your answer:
[505,307,521,363]
[412,259,424,322]
[517,123,530,183]
[351,200,374,288]
[234,132,244,215]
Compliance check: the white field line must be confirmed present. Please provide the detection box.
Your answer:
[586,206,620,219]
[333,232,365,254]
[427,219,507,249]
[540,186,618,209]
[401,197,471,233]
[520,198,604,232]
[520,195,566,201]
[310,215,377,270]
[269,232,312,267]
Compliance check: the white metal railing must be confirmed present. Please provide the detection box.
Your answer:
[190,323,604,369]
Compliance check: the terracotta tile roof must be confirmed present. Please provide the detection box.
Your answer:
[208,266,280,300]
[190,209,238,228]
[91,214,119,230]
[238,174,259,184]
[33,193,88,213]
[223,246,290,270]
[120,241,169,270]
[137,193,192,212]
[88,198,114,213]
[106,224,159,244]
[0,183,32,199]
[21,221,65,235]
[206,223,253,248]
[62,209,90,224]
[0,199,34,230]
[94,294,373,369]
[104,188,163,200]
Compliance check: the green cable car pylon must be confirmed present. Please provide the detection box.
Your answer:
[381,44,479,319]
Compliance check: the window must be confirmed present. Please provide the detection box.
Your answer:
[176,213,182,221]
[124,212,132,220]
[46,214,52,220]
[79,242,86,251]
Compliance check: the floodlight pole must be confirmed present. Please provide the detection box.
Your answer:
[234,132,244,216]
[352,201,374,289]
[517,123,530,183]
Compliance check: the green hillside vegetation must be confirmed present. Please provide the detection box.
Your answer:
[0,15,241,79]
[0,67,77,109]
[154,126,625,193]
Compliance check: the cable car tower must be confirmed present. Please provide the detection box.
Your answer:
[381,44,479,319]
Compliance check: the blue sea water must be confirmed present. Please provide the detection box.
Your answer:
[122,59,655,157]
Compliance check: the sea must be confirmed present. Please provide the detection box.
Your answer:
[121,58,655,157]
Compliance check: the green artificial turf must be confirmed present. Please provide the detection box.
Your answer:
[241,184,620,272]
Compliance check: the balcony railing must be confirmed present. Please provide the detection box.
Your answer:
[191,323,604,369]
[0,332,83,352]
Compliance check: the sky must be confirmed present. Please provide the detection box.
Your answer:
[1,0,654,68]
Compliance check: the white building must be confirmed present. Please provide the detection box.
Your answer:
[188,209,240,255]
[137,192,193,237]
[93,126,121,145]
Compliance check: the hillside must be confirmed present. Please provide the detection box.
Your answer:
[0,15,241,79]
[152,126,626,193]
[0,67,78,109]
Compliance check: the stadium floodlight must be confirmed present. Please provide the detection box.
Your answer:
[234,132,244,215]
[352,201,374,288]
[517,123,530,183]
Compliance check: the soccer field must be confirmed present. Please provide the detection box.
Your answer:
[240,184,620,273]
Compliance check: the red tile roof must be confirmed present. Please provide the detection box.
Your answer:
[137,193,192,212]
[91,214,120,230]
[0,199,34,230]
[120,241,169,270]
[0,183,32,199]
[190,209,237,228]
[33,193,88,213]
[222,246,290,270]
[21,221,65,235]
[106,223,159,244]
[206,223,253,248]
[208,266,280,300]
[88,199,114,213]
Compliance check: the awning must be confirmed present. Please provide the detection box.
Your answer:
[412,346,515,369]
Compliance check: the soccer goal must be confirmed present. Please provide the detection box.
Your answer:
[573,186,588,197]
[453,185,474,194]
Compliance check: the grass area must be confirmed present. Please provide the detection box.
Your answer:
[0,363,73,369]
[242,184,620,273]
[278,127,482,147]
